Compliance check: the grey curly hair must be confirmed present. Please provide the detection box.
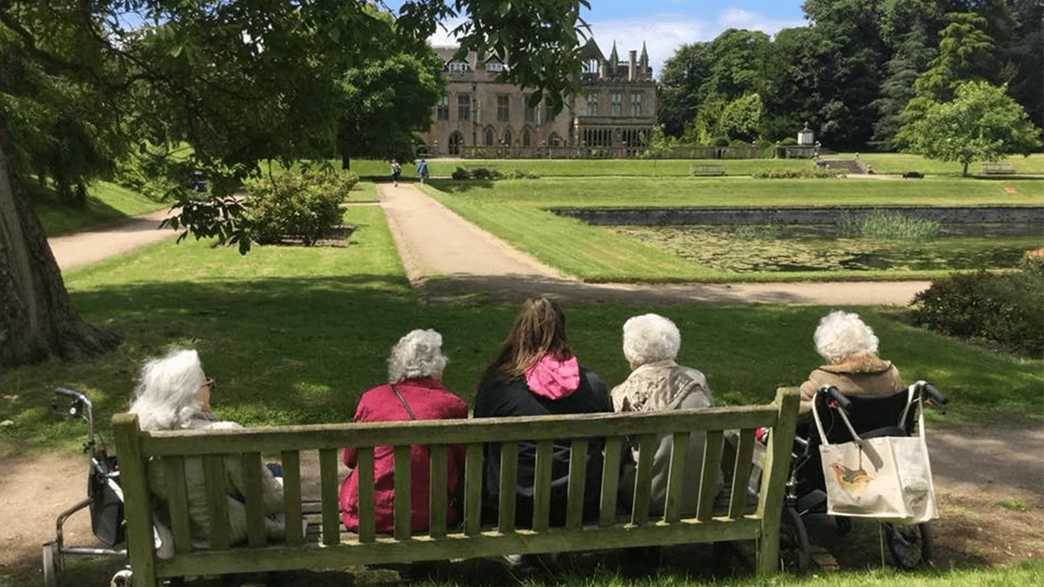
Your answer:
[128,348,208,431]
[387,329,449,384]
[622,313,682,367]
[814,310,880,364]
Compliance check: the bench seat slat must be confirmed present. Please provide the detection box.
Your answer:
[281,451,303,546]
[319,449,340,546]
[162,456,192,554]
[498,443,518,534]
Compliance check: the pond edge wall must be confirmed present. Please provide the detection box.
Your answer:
[549,206,1044,225]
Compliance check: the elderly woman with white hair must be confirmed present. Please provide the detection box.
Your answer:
[797,310,902,415]
[339,329,468,534]
[612,314,716,517]
[129,349,285,546]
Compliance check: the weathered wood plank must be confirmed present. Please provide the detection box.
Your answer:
[281,451,303,546]
[663,432,689,524]
[756,388,800,575]
[240,452,267,547]
[319,449,340,546]
[141,407,779,456]
[696,430,724,522]
[155,518,763,578]
[162,456,192,554]
[728,428,757,520]
[394,445,412,541]
[202,455,231,550]
[497,443,518,534]
[357,447,376,543]
[429,445,448,539]
[565,439,589,530]
[463,444,483,536]
[532,441,553,532]
[630,434,657,526]
[599,437,623,527]
[112,414,158,586]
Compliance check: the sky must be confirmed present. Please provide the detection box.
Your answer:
[393,1,809,75]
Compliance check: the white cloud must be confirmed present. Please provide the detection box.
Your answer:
[429,16,466,47]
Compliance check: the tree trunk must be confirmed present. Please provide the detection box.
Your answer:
[962,161,970,177]
[0,114,120,370]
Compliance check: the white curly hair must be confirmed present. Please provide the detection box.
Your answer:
[387,329,449,384]
[813,310,880,364]
[129,348,208,431]
[622,313,682,367]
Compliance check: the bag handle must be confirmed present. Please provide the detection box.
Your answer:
[390,384,417,421]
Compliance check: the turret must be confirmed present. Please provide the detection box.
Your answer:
[639,42,649,78]
[628,50,637,81]
[608,42,619,75]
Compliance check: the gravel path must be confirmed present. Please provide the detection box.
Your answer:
[48,208,175,271]
[379,183,931,305]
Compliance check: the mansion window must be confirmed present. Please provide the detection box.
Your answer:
[484,127,495,146]
[436,95,449,121]
[610,93,622,115]
[497,95,510,122]
[446,61,471,72]
[524,94,536,123]
[631,93,643,116]
[486,62,507,73]
[586,94,598,116]
[457,94,471,121]
[582,128,613,147]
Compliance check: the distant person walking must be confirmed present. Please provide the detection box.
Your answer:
[390,160,402,187]
[416,158,429,184]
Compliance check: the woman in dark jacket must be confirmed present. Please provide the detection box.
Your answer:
[473,297,611,528]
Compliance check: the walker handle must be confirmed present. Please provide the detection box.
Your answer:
[818,385,852,412]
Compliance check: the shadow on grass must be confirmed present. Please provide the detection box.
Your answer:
[426,179,496,193]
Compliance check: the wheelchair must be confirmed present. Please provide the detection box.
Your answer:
[778,381,947,572]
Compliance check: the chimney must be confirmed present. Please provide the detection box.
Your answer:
[628,50,637,81]
[598,59,607,80]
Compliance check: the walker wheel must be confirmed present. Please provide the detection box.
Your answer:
[42,542,61,587]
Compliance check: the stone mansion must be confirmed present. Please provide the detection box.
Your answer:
[422,39,657,157]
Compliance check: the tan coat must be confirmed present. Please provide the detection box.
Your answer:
[611,360,718,517]
[798,353,902,415]
[147,418,285,547]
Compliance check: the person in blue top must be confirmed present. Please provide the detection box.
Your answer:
[417,158,429,184]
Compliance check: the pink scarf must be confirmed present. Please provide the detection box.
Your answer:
[525,354,580,399]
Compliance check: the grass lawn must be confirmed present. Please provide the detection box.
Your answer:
[32,180,167,236]
[419,178,1043,282]
[350,180,380,201]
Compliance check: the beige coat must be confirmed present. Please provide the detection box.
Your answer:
[147,418,285,547]
[611,360,718,517]
[798,353,902,415]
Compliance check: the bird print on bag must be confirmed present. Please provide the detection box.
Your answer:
[831,463,873,497]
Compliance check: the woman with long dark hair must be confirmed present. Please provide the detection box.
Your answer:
[473,297,611,528]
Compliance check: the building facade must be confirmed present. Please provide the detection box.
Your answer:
[422,39,657,157]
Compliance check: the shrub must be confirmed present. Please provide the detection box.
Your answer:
[902,171,925,179]
[245,171,356,245]
[712,136,731,147]
[911,265,1044,356]
[450,167,538,180]
[451,166,472,180]
[837,209,940,240]
[751,168,843,179]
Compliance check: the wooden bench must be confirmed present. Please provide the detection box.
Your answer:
[689,165,726,177]
[113,389,799,585]
[981,162,1016,175]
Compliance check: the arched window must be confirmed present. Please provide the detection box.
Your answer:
[484,127,495,146]
[503,128,513,146]
[548,132,562,147]
[522,127,532,147]
[448,132,464,156]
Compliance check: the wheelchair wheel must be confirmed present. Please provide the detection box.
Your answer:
[779,506,811,573]
[42,542,60,587]
[884,522,932,569]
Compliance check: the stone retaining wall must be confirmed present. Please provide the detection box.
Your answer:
[549,206,1044,225]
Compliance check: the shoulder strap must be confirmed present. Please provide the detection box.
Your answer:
[390,385,417,420]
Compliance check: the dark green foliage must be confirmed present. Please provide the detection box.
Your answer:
[872,24,937,150]
[751,169,842,179]
[912,262,1044,356]
[837,210,941,240]
[245,171,358,246]
[451,167,538,180]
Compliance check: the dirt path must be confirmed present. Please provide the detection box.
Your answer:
[48,209,176,271]
[379,183,930,306]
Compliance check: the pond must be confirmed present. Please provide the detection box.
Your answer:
[612,224,1044,273]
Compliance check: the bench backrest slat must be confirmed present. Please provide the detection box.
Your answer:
[565,439,589,530]
[696,430,725,522]
[393,445,412,540]
[531,440,554,532]
[727,428,757,519]
[240,452,267,547]
[630,434,657,526]
[498,442,518,533]
[281,450,304,546]
[598,437,624,527]
[318,449,340,546]
[162,456,193,554]
[355,448,376,543]
[202,455,231,550]
[463,444,484,536]
[428,445,449,538]
[663,432,689,524]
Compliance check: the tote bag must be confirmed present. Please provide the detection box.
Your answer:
[812,387,937,524]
